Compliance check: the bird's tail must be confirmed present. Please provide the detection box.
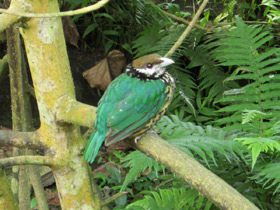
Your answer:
[84,131,105,163]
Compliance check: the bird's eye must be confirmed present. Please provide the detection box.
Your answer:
[146,63,153,69]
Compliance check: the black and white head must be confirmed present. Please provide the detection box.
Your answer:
[126,54,174,80]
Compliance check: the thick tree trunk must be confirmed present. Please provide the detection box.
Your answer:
[18,0,100,209]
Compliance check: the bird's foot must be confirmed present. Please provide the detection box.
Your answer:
[134,130,157,144]
[134,135,142,144]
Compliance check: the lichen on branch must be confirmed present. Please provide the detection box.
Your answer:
[0,156,61,168]
[0,130,45,150]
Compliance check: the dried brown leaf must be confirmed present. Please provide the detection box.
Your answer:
[83,58,111,91]
[107,50,126,79]
[83,50,126,91]
[62,16,80,48]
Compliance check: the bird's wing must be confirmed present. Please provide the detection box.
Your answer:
[105,79,166,146]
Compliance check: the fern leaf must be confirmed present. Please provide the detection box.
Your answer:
[156,115,247,166]
[121,151,161,191]
[126,188,212,210]
[253,162,280,194]
[235,137,280,169]
[211,17,280,133]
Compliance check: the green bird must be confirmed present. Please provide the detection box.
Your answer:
[84,54,175,163]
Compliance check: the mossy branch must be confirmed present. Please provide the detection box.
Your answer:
[165,0,209,57]
[29,165,49,210]
[0,130,44,150]
[55,95,97,127]
[0,0,109,18]
[0,156,62,168]
[130,133,259,210]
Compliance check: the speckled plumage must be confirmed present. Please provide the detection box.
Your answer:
[84,54,175,163]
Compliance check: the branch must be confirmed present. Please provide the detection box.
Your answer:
[29,165,49,210]
[132,133,259,210]
[55,95,97,127]
[101,191,128,206]
[0,0,31,32]
[165,0,209,57]
[0,156,59,168]
[0,130,44,150]
[0,0,110,18]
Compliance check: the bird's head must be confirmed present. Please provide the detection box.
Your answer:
[126,54,174,79]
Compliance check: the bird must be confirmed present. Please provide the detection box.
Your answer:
[84,54,175,163]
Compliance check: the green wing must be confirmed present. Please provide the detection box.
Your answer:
[105,78,166,145]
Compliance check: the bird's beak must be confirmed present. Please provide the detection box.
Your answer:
[160,57,174,67]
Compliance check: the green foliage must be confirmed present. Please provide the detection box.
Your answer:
[121,150,162,191]
[126,188,212,210]
[236,137,280,169]
[253,161,280,194]
[30,198,38,209]
[156,115,247,167]
[67,0,164,53]
[210,17,280,133]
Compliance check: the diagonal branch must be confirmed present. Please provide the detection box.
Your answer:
[165,0,209,57]
[0,130,44,150]
[0,156,62,168]
[131,133,259,210]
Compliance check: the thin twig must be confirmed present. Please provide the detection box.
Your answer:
[165,0,209,57]
[147,0,209,32]
[0,0,110,18]
[0,156,61,168]
[101,191,128,206]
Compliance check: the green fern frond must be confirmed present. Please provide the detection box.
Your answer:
[241,109,270,124]
[210,17,280,132]
[126,188,212,210]
[156,115,247,167]
[121,151,161,191]
[235,137,280,169]
[253,162,280,194]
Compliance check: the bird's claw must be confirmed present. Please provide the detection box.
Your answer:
[134,136,141,144]
[134,130,157,144]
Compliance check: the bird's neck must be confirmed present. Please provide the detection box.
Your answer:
[125,64,174,83]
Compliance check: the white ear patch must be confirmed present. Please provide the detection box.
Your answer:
[134,57,174,78]
[136,64,162,77]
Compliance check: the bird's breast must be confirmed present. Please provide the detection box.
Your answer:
[132,72,175,137]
